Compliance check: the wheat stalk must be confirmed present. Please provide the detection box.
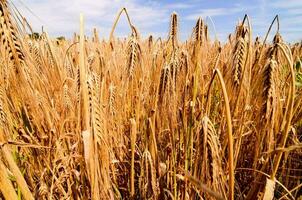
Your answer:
[130,118,137,197]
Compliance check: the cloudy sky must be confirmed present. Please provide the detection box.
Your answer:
[12,0,302,42]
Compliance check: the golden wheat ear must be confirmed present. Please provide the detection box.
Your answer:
[0,1,25,72]
[193,116,228,199]
[262,57,277,120]
[126,25,141,80]
[139,150,159,199]
[158,64,170,102]
[232,37,247,86]
[148,35,153,50]
[108,83,116,116]
[168,12,178,48]
[193,17,204,42]
[92,27,99,43]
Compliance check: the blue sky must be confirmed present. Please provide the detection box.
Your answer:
[12,0,302,42]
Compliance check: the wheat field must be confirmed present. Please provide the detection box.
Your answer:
[0,2,301,200]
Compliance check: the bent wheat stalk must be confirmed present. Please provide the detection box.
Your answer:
[262,43,295,200]
[270,43,295,179]
[258,15,279,62]
[206,68,234,200]
[109,7,133,42]
[183,173,224,200]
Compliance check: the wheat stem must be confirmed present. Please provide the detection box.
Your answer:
[130,118,137,197]
[0,159,19,200]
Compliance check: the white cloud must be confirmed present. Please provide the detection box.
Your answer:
[185,7,243,20]
[12,0,173,38]
[164,3,195,9]
[272,0,302,9]
[11,0,302,42]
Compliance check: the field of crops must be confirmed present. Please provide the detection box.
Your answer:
[0,2,301,200]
